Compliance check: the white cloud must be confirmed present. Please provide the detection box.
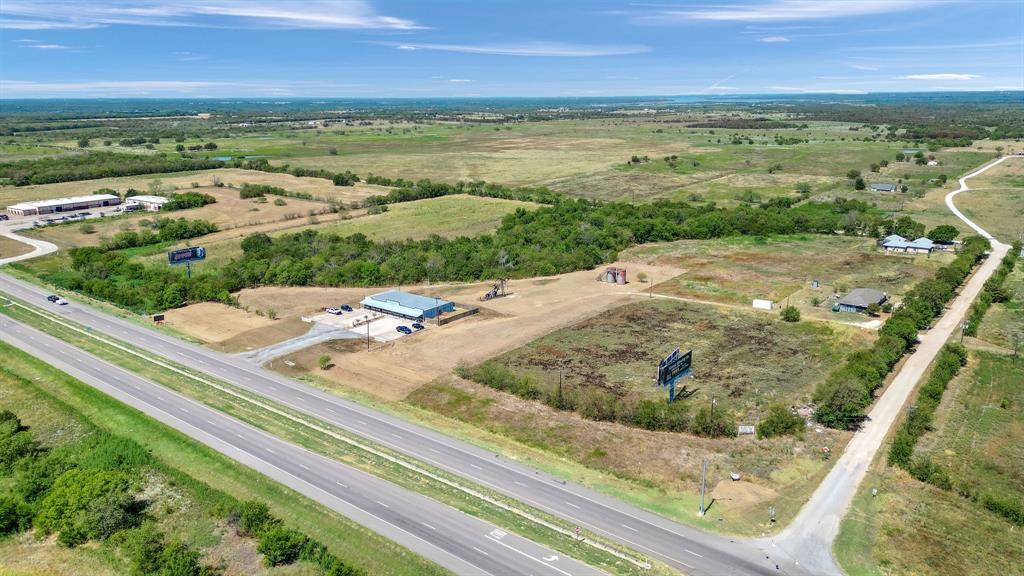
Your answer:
[13,39,70,49]
[844,38,1023,52]
[635,0,937,23]
[759,36,790,43]
[0,1,420,30]
[902,73,981,80]
[849,63,879,71]
[448,79,472,83]
[383,41,649,57]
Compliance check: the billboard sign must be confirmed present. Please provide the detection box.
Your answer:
[658,349,692,387]
[168,246,205,265]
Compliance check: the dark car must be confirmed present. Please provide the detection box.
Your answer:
[79,211,92,216]
[340,304,353,312]
[411,322,425,330]
[46,294,59,302]
[396,325,413,335]
[0,214,9,221]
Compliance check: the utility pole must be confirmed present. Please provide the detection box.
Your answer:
[366,319,370,351]
[698,458,708,517]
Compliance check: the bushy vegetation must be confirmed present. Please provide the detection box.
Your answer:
[162,191,216,211]
[813,236,991,429]
[234,158,358,187]
[37,193,923,314]
[360,177,564,207]
[456,361,736,436]
[99,217,218,251]
[756,404,805,439]
[0,152,223,186]
[0,401,364,574]
[963,243,1019,337]
[238,182,315,201]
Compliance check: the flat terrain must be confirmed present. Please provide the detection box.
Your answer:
[835,351,1024,576]
[0,234,34,258]
[24,184,337,250]
[0,167,390,209]
[0,341,440,576]
[976,254,1024,350]
[486,297,872,420]
[953,157,1024,242]
[148,193,537,268]
[625,234,952,324]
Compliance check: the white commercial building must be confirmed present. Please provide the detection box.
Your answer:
[124,195,170,212]
[6,194,120,217]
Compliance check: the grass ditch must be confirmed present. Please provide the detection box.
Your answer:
[0,340,448,576]
[0,293,665,576]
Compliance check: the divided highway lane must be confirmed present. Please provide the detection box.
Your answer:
[1,314,602,576]
[0,273,795,576]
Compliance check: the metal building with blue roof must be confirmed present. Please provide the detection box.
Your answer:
[360,290,455,320]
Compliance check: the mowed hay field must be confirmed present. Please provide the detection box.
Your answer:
[0,167,391,209]
[976,254,1024,350]
[0,235,34,259]
[625,234,950,306]
[835,351,1024,576]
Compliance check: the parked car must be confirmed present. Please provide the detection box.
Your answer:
[46,294,59,302]
[0,214,9,221]
[396,325,413,335]
[326,307,342,315]
[79,212,92,216]
[340,304,353,312]
[411,322,425,330]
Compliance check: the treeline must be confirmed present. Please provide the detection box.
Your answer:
[887,344,1023,526]
[99,217,218,251]
[456,362,736,437]
[239,183,314,201]
[813,236,991,429]
[233,158,359,186]
[361,178,564,207]
[43,196,922,314]
[686,118,799,129]
[964,243,1020,336]
[0,152,223,186]
[0,404,364,574]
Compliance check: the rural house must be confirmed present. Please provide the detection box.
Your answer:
[836,288,888,313]
[869,182,897,193]
[879,234,935,254]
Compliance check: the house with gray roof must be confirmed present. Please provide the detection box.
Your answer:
[869,182,897,193]
[837,288,888,313]
[879,234,935,254]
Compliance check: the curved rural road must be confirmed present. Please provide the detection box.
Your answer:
[770,155,1016,575]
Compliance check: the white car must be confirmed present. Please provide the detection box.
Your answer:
[326,307,343,315]
[55,298,69,305]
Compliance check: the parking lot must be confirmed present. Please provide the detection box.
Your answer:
[305,309,427,343]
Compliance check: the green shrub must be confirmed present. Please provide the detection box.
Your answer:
[780,305,800,322]
[237,500,278,537]
[258,525,308,566]
[34,468,138,547]
[756,404,805,439]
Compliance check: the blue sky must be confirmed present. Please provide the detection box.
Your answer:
[1,0,1022,98]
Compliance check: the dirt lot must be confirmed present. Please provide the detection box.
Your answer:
[227,260,681,400]
[0,168,390,209]
[160,301,311,353]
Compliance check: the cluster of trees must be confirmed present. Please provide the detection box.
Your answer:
[0,151,224,184]
[0,405,364,573]
[235,501,361,573]
[0,152,224,186]
[361,178,563,207]
[926,224,960,243]
[756,404,806,439]
[813,236,991,429]
[99,217,218,251]
[163,191,216,211]
[686,118,798,129]
[238,183,314,201]
[964,243,1020,337]
[456,362,736,436]
[233,158,358,187]
[44,194,923,314]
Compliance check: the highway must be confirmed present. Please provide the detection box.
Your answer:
[1,312,602,576]
[0,272,794,576]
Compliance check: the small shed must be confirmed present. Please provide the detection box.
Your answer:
[837,288,887,313]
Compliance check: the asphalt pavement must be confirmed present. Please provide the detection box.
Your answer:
[0,272,796,576]
[1,313,603,576]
